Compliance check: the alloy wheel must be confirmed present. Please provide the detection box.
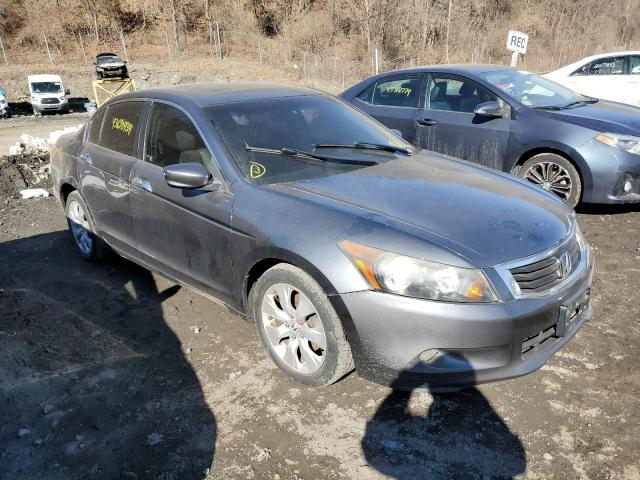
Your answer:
[523,161,572,201]
[260,283,327,374]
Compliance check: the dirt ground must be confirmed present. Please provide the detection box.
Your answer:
[0,185,639,480]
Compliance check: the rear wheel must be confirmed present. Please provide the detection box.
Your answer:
[518,153,582,207]
[250,264,353,387]
[65,191,109,261]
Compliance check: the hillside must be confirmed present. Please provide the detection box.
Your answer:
[0,0,638,86]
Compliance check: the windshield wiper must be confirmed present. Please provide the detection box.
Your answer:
[313,141,412,155]
[245,145,378,166]
[562,98,599,109]
[533,105,562,111]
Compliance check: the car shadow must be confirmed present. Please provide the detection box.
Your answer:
[576,203,640,215]
[362,369,526,479]
[0,231,216,479]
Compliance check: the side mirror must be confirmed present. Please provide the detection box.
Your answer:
[163,162,210,189]
[474,101,508,118]
[389,128,403,138]
[65,88,70,95]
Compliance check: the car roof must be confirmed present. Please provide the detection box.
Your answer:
[28,74,62,82]
[97,52,119,57]
[377,64,514,76]
[115,82,325,107]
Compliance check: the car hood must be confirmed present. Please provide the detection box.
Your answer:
[281,153,573,267]
[536,100,640,135]
[98,62,124,68]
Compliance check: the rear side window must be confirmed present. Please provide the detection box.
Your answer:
[631,56,640,75]
[144,103,211,168]
[572,56,626,76]
[357,76,421,108]
[99,101,144,157]
[87,109,105,144]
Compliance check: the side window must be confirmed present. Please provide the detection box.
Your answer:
[357,76,420,108]
[426,76,496,113]
[573,56,626,76]
[630,56,640,75]
[145,103,212,168]
[87,108,105,144]
[100,101,144,156]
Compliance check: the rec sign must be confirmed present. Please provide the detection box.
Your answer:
[506,30,528,55]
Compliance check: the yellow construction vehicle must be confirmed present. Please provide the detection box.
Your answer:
[92,77,136,108]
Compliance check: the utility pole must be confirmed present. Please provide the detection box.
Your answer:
[0,35,8,65]
[77,33,88,65]
[445,0,452,63]
[119,29,129,62]
[43,32,53,66]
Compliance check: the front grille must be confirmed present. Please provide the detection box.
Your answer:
[41,97,60,104]
[510,237,580,293]
[521,325,557,358]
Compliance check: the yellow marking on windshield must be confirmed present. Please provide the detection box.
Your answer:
[250,161,266,179]
[112,117,134,136]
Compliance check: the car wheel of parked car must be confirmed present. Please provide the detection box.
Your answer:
[251,264,353,386]
[65,191,109,261]
[518,153,582,207]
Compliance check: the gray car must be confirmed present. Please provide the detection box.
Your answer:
[50,83,594,390]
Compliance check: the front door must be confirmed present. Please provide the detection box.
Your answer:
[129,101,234,303]
[78,100,145,253]
[350,73,424,144]
[416,74,511,171]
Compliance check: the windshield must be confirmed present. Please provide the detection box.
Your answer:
[31,82,62,94]
[207,95,415,185]
[97,56,120,65]
[478,69,591,108]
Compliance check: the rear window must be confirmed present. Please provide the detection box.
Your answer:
[99,101,144,157]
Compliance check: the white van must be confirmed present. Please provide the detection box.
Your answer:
[28,74,70,114]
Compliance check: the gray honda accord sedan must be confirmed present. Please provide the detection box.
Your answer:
[50,83,594,390]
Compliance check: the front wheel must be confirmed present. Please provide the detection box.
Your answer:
[65,191,109,261]
[250,264,353,387]
[517,153,582,208]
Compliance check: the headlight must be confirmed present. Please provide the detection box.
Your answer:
[59,96,65,101]
[339,240,498,303]
[31,96,37,102]
[595,133,640,155]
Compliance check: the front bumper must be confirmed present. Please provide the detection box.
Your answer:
[33,101,68,112]
[340,250,593,391]
[578,139,640,204]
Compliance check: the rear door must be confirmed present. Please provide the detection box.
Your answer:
[78,100,144,253]
[349,73,425,144]
[129,101,235,303]
[416,74,510,171]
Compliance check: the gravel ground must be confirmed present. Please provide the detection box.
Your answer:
[0,193,638,480]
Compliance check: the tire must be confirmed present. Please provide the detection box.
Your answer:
[250,263,354,387]
[517,153,582,208]
[65,191,109,261]
[96,71,103,80]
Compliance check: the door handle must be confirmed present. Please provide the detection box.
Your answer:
[79,153,93,165]
[416,118,438,126]
[131,176,153,192]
